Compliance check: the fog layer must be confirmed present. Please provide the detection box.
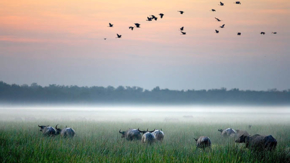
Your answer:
[1,106,289,124]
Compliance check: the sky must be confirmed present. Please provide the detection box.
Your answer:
[0,0,289,91]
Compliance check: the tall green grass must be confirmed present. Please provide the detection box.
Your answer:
[0,121,289,162]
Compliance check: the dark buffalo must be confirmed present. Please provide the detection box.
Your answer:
[138,129,156,144]
[119,129,142,141]
[218,128,237,138]
[55,125,75,138]
[194,136,211,150]
[38,125,57,136]
[152,129,164,142]
[235,134,277,151]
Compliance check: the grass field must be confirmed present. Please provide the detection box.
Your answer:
[0,106,290,162]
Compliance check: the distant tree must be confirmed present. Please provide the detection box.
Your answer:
[30,83,39,88]
[0,81,289,105]
[152,86,160,92]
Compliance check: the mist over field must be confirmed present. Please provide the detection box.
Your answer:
[1,105,289,124]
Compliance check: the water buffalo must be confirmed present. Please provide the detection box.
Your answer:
[119,129,142,141]
[235,134,277,151]
[138,129,156,144]
[194,136,211,150]
[218,128,237,138]
[152,129,164,142]
[55,125,75,138]
[38,125,57,136]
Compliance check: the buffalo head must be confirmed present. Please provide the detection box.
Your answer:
[119,129,125,138]
[55,124,62,135]
[235,134,248,143]
[38,125,49,131]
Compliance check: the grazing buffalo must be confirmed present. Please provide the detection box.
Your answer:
[138,129,156,144]
[119,129,142,141]
[55,125,75,138]
[218,128,237,138]
[235,134,277,151]
[194,136,211,150]
[38,125,57,136]
[152,129,164,142]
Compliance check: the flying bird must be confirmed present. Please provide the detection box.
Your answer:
[220,24,225,28]
[129,26,134,30]
[159,13,164,18]
[178,11,184,14]
[215,17,222,21]
[212,9,216,12]
[215,29,219,33]
[146,17,152,21]
[104,38,106,40]
[235,1,241,4]
[108,23,113,27]
[272,32,277,34]
[135,23,140,28]
[260,32,266,35]
[151,15,158,21]
[219,2,224,6]
[237,32,241,36]
[180,26,184,31]
[116,34,122,38]
[181,31,186,35]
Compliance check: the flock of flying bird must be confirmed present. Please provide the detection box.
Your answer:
[213,1,277,36]
[106,12,165,39]
[105,1,277,40]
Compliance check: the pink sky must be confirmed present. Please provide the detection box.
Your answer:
[0,0,289,90]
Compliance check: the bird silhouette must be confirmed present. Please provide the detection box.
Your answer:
[235,1,241,4]
[159,13,164,18]
[237,32,241,36]
[212,9,216,12]
[108,23,113,27]
[178,11,184,14]
[219,2,224,6]
[104,38,106,40]
[272,32,277,34]
[260,32,265,35]
[180,26,184,31]
[135,23,140,28]
[116,34,122,38]
[181,31,186,35]
[220,24,225,28]
[146,17,152,21]
[215,29,219,33]
[151,15,158,20]
[129,26,134,30]
[215,17,222,21]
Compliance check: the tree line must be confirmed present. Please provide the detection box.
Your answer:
[0,81,289,105]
